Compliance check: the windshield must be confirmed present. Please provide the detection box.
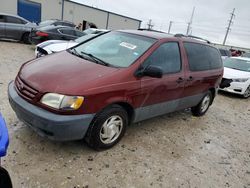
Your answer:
[74,34,97,43]
[72,32,156,67]
[224,58,250,72]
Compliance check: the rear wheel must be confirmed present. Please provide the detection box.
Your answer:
[22,33,31,44]
[243,85,250,98]
[85,105,128,150]
[191,91,213,116]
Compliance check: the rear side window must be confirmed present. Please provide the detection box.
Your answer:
[6,16,23,24]
[184,42,222,71]
[58,28,75,36]
[143,42,181,74]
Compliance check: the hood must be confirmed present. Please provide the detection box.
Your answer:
[20,51,119,95]
[44,41,78,53]
[37,40,68,48]
[223,67,250,79]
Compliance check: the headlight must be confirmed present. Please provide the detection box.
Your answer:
[41,93,84,110]
[232,78,249,82]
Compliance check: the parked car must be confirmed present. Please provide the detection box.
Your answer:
[220,57,250,98]
[29,25,86,44]
[242,52,250,58]
[38,19,75,28]
[0,13,36,43]
[83,28,109,35]
[8,30,223,150]
[219,48,231,59]
[35,30,109,58]
[0,113,12,188]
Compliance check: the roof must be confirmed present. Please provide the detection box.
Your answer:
[39,25,76,31]
[117,30,215,47]
[66,0,142,23]
[118,30,172,39]
[0,12,30,22]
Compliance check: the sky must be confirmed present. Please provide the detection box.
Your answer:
[73,0,250,49]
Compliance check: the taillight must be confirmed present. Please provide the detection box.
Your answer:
[36,31,49,37]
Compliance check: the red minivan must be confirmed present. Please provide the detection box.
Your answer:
[8,30,223,149]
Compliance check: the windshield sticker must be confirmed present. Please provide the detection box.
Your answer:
[120,42,137,50]
[133,52,139,56]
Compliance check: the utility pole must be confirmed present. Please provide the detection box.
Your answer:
[147,19,154,30]
[168,21,173,34]
[223,8,235,45]
[186,6,195,35]
[61,0,65,20]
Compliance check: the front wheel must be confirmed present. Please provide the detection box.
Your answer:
[191,91,213,116]
[22,33,31,44]
[243,85,250,98]
[85,105,128,150]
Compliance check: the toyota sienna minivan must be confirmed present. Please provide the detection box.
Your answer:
[8,30,223,149]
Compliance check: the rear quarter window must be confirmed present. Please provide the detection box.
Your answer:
[184,42,222,71]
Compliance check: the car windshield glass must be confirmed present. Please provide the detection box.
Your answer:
[224,58,250,72]
[39,20,54,27]
[72,32,156,67]
[74,34,96,43]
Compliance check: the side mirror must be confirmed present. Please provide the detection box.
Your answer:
[0,167,12,188]
[135,65,163,78]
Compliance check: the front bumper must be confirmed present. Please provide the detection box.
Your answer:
[219,81,249,95]
[8,81,94,141]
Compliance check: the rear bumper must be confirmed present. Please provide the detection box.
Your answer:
[8,81,95,141]
[29,36,46,45]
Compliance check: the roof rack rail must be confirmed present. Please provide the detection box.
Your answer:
[138,28,166,34]
[174,34,211,44]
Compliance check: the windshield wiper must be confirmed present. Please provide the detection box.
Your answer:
[80,51,110,66]
[68,48,83,58]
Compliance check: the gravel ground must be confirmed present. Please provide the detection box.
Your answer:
[0,41,250,188]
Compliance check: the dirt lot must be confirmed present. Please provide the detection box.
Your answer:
[0,41,249,188]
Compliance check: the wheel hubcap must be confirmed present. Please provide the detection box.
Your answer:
[100,115,123,144]
[200,95,210,113]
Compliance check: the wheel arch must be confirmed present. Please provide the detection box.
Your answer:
[208,88,216,104]
[93,101,135,125]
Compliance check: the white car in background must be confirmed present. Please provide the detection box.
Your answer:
[35,29,109,58]
[35,34,97,58]
[220,57,250,98]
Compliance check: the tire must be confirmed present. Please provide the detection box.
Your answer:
[191,91,213,117]
[22,33,31,44]
[243,85,250,98]
[85,105,128,150]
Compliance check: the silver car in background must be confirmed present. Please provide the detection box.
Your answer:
[0,13,36,43]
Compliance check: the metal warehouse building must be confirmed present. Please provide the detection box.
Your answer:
[0,0,142,29]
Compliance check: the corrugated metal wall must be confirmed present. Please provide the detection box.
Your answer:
[0,0,141,29]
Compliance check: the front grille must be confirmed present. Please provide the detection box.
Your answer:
[15,76,39,101]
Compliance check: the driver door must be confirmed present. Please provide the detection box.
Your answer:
[135,41,185,122]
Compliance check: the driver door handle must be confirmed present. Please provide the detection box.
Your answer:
[176,77,184,83]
